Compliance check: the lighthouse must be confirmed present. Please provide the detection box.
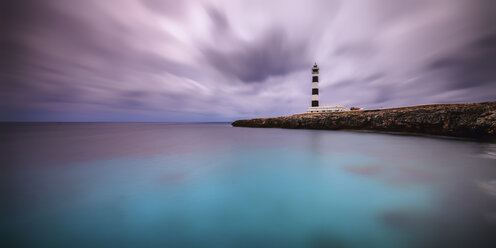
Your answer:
[311,63,320,107]
[307,63,346,113]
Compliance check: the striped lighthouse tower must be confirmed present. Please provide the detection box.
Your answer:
[311,63,319,107]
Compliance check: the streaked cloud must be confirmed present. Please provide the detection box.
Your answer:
[1,0,495,121]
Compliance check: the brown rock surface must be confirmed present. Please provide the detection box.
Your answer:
[232,102,496,140]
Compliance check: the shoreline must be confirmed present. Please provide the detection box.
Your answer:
[232,102,496,141]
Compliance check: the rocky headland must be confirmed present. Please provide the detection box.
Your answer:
[232,102,496,141]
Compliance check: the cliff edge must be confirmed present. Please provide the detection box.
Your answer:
[232,102,496,140]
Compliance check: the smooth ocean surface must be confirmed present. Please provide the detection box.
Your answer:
[1,123,496,248]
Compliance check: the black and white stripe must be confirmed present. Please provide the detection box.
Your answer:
[311,63,319,107]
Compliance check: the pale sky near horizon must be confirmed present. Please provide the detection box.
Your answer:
[1,0,496,121]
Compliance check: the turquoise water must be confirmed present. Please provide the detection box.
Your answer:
[1,123,496,247]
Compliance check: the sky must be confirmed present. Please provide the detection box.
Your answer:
[1,0,496,121]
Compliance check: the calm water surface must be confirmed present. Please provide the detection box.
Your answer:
[1,123,496,247]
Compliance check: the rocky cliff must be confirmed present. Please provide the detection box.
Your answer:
[232,102,496,140]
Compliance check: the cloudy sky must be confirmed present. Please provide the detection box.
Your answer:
[1,0,495,121]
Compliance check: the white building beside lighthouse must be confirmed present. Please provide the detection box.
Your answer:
[307,63,346,113]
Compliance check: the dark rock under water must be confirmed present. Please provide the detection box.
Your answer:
[232,102,496,140]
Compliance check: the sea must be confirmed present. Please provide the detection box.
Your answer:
[1,122,496,248]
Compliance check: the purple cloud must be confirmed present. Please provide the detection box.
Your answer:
[0,0,495,121]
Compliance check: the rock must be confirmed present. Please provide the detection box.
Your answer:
[232,102,496,141]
